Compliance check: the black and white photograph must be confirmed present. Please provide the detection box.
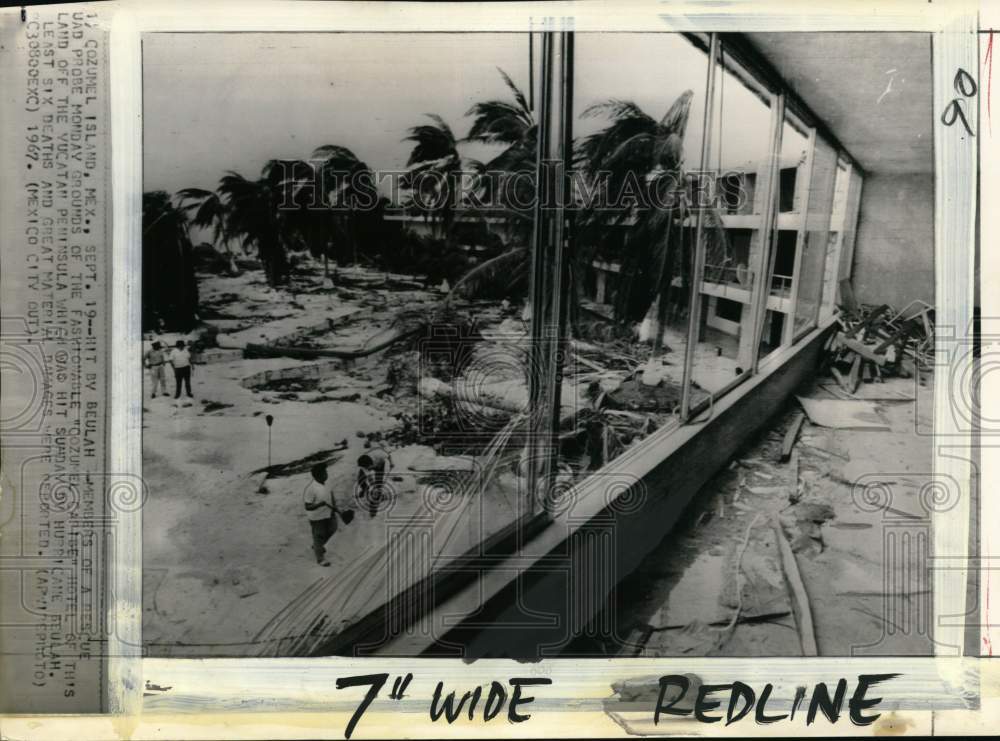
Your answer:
[137,29,950,661]
[2,0,994,733]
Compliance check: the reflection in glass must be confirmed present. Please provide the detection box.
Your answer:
[792,135,838,338]
[682,44,773,408]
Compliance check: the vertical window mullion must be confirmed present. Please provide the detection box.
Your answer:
[748,91,786,373]
[679,32,719,422]
[782,125,817,346]
[525,30,573,519]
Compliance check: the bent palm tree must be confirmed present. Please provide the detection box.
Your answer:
[465,68,537,236]
[310,145,380,267]
[577,90,731,353]
[179,160,312,287]
[402,114,467,241]
[175,188,240,274]
[446,69,537,305]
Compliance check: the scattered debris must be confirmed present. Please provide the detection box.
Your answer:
[771,514,818,656]
[200,400,234,413]
[825,292,934,387]
[252,440,350,478]
[780,411,805,462]
[796,396,890,430]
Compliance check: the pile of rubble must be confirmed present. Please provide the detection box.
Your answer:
[823,296,934,394]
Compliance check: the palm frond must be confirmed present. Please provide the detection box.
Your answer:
[448,247,528,299]
[495,67,531,120]
[403,115,459,168]
[465,101,531,145]
[311,145,362,166]
[658,89,694,133]
[581,99,656,125]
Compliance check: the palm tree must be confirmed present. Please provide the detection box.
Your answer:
[310,145,380,268]
[576,90,730,353]
[175,188,239,274]
[177,160,313,288]
[402,114,465,241]
[464,68,537,237]
[142,190,199,330]
[442,69,538,305]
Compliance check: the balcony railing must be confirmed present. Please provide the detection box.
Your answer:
[770,273,793,297]
[703,262,749,287]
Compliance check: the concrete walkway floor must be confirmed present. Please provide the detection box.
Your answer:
[565,372,938,657]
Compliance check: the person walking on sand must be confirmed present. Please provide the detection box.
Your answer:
[144,340,168,398]
[304,463,338,566]
[168,340,194,399]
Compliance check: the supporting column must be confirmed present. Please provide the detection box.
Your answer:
[525,30,574,518]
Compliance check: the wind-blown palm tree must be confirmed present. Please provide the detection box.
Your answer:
[444,69,537,304]
[178,160,314,287]
[310,144,380,267]
[175,188,240,274]
[402,114,466,241]
[464,68,537,235]
[142,190,199,330]
[577,90,731,353]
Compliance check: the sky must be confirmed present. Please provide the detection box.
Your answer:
[143,32,807,196]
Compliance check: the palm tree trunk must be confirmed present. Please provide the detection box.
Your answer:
[651,220,676,356]
[652,249,676,355]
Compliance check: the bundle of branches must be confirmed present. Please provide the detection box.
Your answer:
[564,405,659,472]
[390,304,485,382]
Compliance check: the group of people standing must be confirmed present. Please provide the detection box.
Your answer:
[144,339,195,399]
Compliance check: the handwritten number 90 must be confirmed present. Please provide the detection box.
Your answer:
[941,68,977,137]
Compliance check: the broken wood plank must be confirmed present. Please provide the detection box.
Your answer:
[841,336,887,366]
[771,515,818,656]
[847,353,863,393]
[746,485,788,496]
[819,382,854,401]
[800,444,835,460]
[650,610,791,631]
[779,412,806,462]
[572,353,607,373]
[789,450,801,503]
[830,366,852,394]
[874,316,922,354]
[855,304,891,341]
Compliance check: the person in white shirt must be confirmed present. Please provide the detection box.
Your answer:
[144,340,168,398]
[304,463,338,566]
[168,340,193,399]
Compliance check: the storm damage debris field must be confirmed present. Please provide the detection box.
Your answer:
[565,371,936,659]
[143,261,711,655]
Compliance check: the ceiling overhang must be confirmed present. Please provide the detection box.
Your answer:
[743,32,933,175]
